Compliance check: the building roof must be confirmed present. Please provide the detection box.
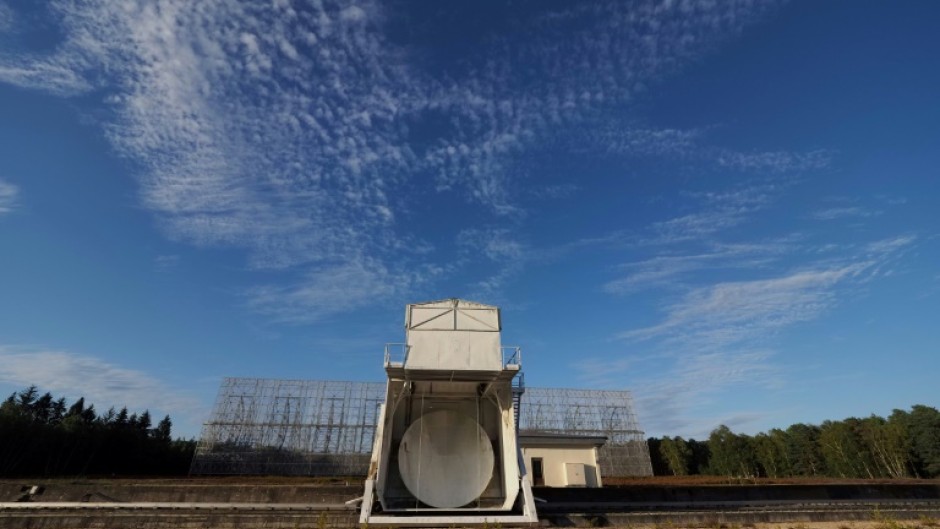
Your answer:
[518,433,608,448]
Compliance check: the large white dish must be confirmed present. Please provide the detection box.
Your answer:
[397,410,494,508]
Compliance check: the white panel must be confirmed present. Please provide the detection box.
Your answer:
[409,307,454,330]
[406,330,501,371]
[398,410,494,508]
[565,463,587,487]
[405,332,443,369]
[467,332,501,370]
[406,300,501,330]
[455,309,499,331]
[438,331,471,369]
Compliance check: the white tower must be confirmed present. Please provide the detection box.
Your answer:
[359,299,538,526]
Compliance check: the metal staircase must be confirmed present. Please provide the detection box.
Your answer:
[511,372,525,430]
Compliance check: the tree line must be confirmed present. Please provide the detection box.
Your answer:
[0,386,195,476]
[647,404,940,479]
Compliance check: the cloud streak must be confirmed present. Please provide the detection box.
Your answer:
[620,264,865,345]
[644,182,784,245]
[0,345,204,421]
[587,123,832,176]
[0,178,16,214]
[604,240,789,294]
[599,235,917,436]
[621,235,916,349]
[811,206,881,221]
[0,0,782,320]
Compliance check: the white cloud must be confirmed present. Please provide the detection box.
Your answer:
[526,183,580,200]
[583,122,832,176]
[154,254,180,271]
[620,265,864,344]
[717,149,832,173]
[0,2,14,33]
[603,241,787,294]
[594,234,917,436]
[0,0,780,319]
[0,60,93,95]
[0,178,17,214]
[594,127,704,157]
[811,206,880,221]
[644,182,781,245]
[456,228,529,297]
[245,258,412,324]
[0,345,204,420]
[866,234,916,254]
[631,348,780,437]
[620,233,916,347]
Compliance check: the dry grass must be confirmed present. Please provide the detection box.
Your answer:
[603,476,938,487]
[601,522,940,529]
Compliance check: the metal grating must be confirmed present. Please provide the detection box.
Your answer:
[191,377,652,477]
[518,387,653,478]
[190,378,385,476]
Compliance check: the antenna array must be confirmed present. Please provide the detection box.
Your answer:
[191,377,652,477]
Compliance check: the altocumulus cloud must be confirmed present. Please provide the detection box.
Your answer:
[0,0,782,320]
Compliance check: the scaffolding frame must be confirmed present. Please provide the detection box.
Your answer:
[518,387,653,477]
[190,378,385,476]
[191,378,652,477]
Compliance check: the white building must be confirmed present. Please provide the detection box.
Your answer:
[520,434,607,488]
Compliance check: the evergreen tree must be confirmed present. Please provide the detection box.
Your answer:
[785,423,824,476]
[0,386,194,476]
[115,407,129,427]
[138,411,152,432]
[904,405,940,477]
[17,386,38,408]
[66,397,85,418]
[80,404,96,424]
[155,415,172,443]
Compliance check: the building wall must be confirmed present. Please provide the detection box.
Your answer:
[522,447,602,488]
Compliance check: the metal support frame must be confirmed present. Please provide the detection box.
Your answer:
[191,378,652,478]
[518,387,654,477]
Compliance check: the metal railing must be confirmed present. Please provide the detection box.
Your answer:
[385,343,521,369]
[502,346,522,368]
[512,371,525,394]
[383,343,409,367]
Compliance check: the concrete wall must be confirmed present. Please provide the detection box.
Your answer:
[0,479,361,504]
[522,447,601,487]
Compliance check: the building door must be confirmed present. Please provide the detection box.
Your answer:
[531,458,544,486]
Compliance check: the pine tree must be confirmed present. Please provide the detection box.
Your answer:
[155,416,172,443]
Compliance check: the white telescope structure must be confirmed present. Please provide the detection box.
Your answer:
[359,299,538,526]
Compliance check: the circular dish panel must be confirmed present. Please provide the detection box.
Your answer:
[397,409,494,508]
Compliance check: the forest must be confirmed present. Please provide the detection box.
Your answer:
[647,405,940,479]
[0,386,195,476]
[3,383,938,481]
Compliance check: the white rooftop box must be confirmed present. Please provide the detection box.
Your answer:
[403,299,502,372]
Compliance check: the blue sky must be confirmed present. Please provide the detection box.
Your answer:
[1,0,938,439]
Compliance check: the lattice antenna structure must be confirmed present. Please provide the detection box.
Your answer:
[517,387,653,477]
[190,378,385,476]
[191,378,653,477]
